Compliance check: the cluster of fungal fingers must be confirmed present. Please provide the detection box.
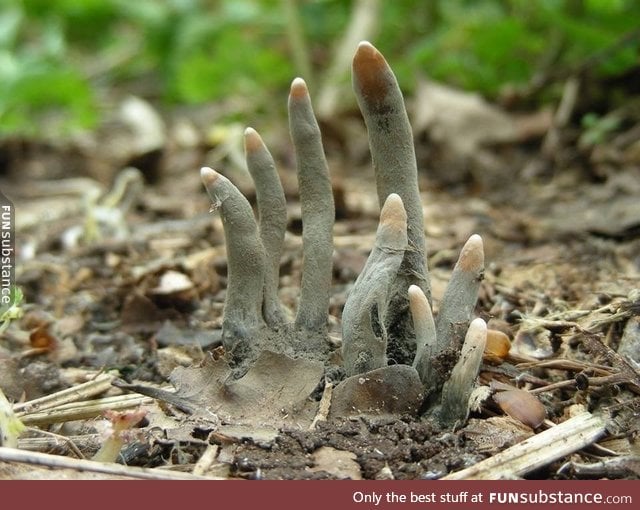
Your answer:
[201,41,486,427]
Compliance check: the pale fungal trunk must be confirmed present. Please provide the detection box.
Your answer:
[352,41,429,362]
[342,194,408,375]
[439,317,487,428]
[434,234,485,355]
[409,285,437,385]
[244,127,287,328]
[288,78,335,333]
[201,167,266,354]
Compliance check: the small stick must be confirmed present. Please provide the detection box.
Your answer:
[201,167,266,351]
[19,431,97,458]
[443,412,607,479]
[288,78,335,333]
[342,194,407,375]
[19,394,152,426]
[0,446,219,480]
[309,381,334,430]
[192,444,220,476]
[244,127,288,328]
[13,372,115,415]
[439,318,487,428]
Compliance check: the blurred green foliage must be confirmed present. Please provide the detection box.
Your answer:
[0,0,638,137]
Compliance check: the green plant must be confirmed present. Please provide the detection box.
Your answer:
[3,0,639,138]
[0,286,24,335]
[579,112,621,148]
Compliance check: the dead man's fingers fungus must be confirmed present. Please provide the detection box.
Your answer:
[439,317,488,428]
[288,78,335,334]
[201,167,266,354]
[342,194,408,376]
[409,285,437,385]
[352,41,429,300]
[244,127,287,328]
[435,234,485,355]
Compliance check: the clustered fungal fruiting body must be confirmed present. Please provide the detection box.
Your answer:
[341,193,408,375]
[351,43,430,368]
[288,78,335,334]
[201,41,487,427]
[244,128,287,329]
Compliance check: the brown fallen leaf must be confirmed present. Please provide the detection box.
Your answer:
[329,365,423,418]
[309,446,362,480]
[116,350,324,429]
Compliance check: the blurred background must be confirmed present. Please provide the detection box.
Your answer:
[0,0,637,135]
[1,0,639,255]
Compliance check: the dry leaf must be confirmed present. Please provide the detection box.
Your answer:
[169,350,324,428]
[330,365,423,418]
[310,446,362,480]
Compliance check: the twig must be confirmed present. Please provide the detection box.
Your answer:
[13,372,116,415]
[192,444,220,476]
[282,0,313,85]
[310,381,334,430]
[19,394,153,426]
[558,455,640,479]
[443,412,607,479]
[316,0,381,118]
[23,427,86,458]
[0,446,220,480]
[19,433,100,457]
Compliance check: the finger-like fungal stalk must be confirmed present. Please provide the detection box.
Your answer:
[352,41,429,363]
[439,317,487,428]
[195,42,491,424]
[244,127,287,328]
[288,78,335,333]
[201,167,266,354]
[435,234,485,355]
[409,285,437,385]
[342,194,407,375]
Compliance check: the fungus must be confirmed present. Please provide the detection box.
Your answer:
[201,167,266,360]
[198,41,487,427]
[288,78,335,334]
[341,193,407,375]
[244,127,287,329]
[352,41,429,365]
[439,318,488,427]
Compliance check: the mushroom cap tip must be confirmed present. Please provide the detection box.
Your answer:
[200,166,218,184]
[290,77,308,99]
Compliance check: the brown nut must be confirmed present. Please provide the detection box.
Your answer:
[493,389,546,429]
[483,329,511,364]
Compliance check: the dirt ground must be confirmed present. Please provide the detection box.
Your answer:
[1,79,640,480]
